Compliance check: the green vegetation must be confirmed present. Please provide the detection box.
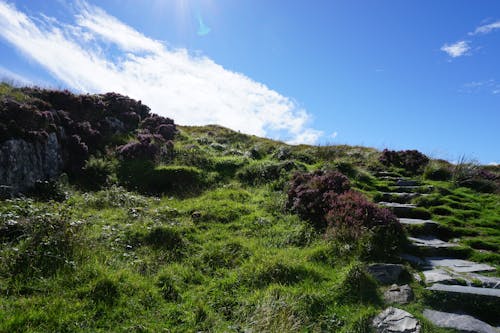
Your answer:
[0,85,498,332]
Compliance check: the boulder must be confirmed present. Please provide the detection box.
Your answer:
[367,263,404,284]
[423,309,499,333]
[383,284,414,304]
[372,307,421,333]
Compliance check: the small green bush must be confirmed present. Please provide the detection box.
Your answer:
[155,274,180,302]
[79,157,116,190]
[82,185,148,209]
[423,163,452,181]
[90,277,120,305]
[147,165,207,194]
[237,160,305,186]
[336,263,379,304]
[118,159,211,194]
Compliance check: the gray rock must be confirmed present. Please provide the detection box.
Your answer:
[423,309,499,333]
[394,180,420,187]
[383,284,414,304]
[379,202,417,209]
[409,236,457,248]
[401,253,427,266]
[372,307,421,333]
[422,269,500,288]
[367,263,404,284]
[399,218,439,227]
[427,283,500,298]
[377,192,420,204]
[425,258,496,273]
[0,133,63,194]
[422,269,461,285]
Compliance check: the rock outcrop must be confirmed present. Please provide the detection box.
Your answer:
[0,133,62,194]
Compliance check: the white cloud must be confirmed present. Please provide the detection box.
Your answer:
[441,40,470,58]
[330,132,338,139]
[0,1,322,144]
[0,66,33,85]
[470,21,500,35]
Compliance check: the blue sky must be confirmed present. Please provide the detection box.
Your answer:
[0,0,499,164]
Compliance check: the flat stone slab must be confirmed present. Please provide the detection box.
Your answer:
[399,218,439,227]
[367,263,404,284]
[372,307,421,333]
[427,283,500,298]
[390,186,434,193]
[422,269,500,288]
[394,179,420,187]
[379,202,417,209]
[409,236,458,248]
[423,309,499,333]
[426,258,496,273]
[422,269,460,285]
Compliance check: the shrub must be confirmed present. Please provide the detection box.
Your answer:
[237,160,305,186]
[156,274,180,302]
[143,227,184,250]
[147,165,207,194]
[116,134,164,161]
[79,157,116,190]
[423,163,452,181]
[82,185,148,209]
[28,179,67,201]
[286,170,350,229]
[90,277,120,306]
[379,149,429,174]
[336,263,379,304]
[324,191,404,257]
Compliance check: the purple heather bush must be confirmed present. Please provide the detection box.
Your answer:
[325,190,400,240]
[287,170,404,257]
[379,149,430,174]
[286,170,350,229]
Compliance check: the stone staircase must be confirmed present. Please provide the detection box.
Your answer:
[370,171,500,333]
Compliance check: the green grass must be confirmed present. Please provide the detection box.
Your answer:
[0,122,498,332]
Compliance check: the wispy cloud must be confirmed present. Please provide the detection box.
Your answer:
[0,66,33,85]
[440,40,470,58]
[460,79,500,95]
[470,20,500,35]
[0,1,322,144]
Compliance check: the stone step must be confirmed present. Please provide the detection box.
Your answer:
[422,268,500,289]
[389,185,434,194]
[407,236,469,257]
[425,257,496,273]
[374,171,402,178]
[427,283,500,298]
[376,192,420,204]
[393,179,420,187]
[409,236,457,248]
[423,309,499,333]
[399,218,439,229]
[401,255,496,273]
[379,202,431,219]
[425,284,500,327]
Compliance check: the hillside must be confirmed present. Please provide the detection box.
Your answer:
[0,83,499,332]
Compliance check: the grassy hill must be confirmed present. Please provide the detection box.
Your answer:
[0,83,499,332]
